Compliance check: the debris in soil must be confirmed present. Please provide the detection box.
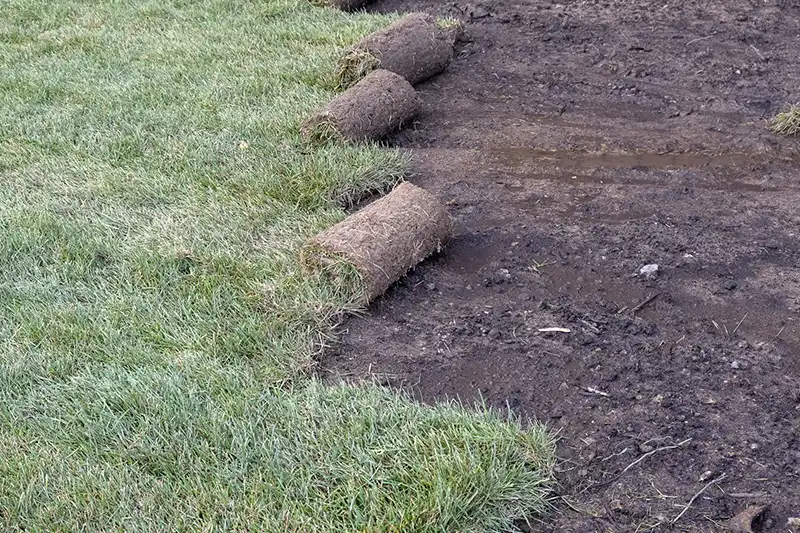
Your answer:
[639,263,659,280]
[301,69,420,143]
[789,517,800,528]
[770,104,800,136]
[302,182,451,301]
[337,12,456,88]
[726,505,769,533]
[672,473,727,525]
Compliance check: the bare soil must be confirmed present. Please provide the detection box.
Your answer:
[322,1,800,531]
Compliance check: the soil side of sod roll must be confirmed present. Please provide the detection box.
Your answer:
[303,182,452,301]
[308,0,371,11]
[302,69,421,143]
[337,13,457,88]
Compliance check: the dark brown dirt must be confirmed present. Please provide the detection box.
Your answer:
[322,1,800,531]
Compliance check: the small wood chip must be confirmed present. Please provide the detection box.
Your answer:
[538,327,571,333]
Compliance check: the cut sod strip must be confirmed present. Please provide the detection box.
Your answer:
[337,12,460,88]
[0,0,554,530]
[302,69,421,143]
[303,182,452,301]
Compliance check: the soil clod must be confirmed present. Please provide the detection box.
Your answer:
[726,505,770,533]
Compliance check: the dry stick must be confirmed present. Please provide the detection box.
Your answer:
[632,293,659,313]
[687,35,713,46]
[732,312,748,335]
[671,473,727,525]
[621,438,692,479]
[750,44,765,60]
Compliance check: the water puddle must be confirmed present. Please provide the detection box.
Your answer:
[490,147,759,170]
[485,148,794,192]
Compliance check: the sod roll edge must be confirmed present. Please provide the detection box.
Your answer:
[302,69,421,143]
[302,182,452,301]
[337,12,458,88]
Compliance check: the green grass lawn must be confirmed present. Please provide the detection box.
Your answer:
[0,0,554,530]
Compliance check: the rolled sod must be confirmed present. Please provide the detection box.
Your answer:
[303,182,452,301]
[308,0,371,11]
[302,69,421,143]
[337,13,459,88]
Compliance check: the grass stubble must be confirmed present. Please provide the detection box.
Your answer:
[770,104,800,136]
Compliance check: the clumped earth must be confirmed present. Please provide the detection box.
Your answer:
[323,0,800,531]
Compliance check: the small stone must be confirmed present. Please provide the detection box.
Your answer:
[425,283,437,291]
[735,13,749,22]
[699,470,713,482]
[639,264,659,279]
[724,280,738,291]
[788,517,800,527]
[731,361,740,369]
[651,394,664,404]
[488,328,501,339]
[638,443,654,453]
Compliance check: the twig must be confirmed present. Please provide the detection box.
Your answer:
[539,327,571,333]
[585,387,610,397]
[727,492,764,498]
[750,44,765,60]
[632,293,659,313]
[560,496,601,518]
[671,473,727,524]
[614,438,692,481]
[602,447,630,462]
[773,326,785,340]
[687,35,713,46]
[732,312,748,335]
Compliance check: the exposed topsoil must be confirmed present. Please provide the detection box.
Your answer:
[322,1,800,531]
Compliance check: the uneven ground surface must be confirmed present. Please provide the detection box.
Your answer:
[323,0,800,531]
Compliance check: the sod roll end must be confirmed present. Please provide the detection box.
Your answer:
[302,69,421,143]
[337,13,457,88]
[303,182,452,301]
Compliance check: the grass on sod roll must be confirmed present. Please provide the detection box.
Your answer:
[770,104,800,136]
[0,0,555,531]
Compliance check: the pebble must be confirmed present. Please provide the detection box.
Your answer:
[724,280,738,291]
[639,264,659,279]
[731,360,741,369]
